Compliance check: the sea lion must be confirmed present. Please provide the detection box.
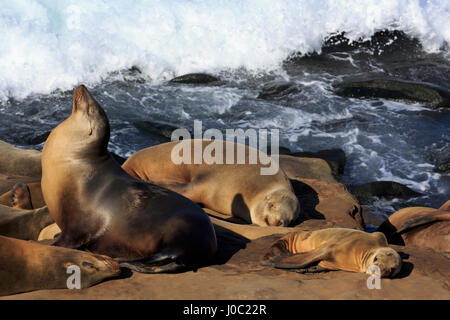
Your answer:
[377,203,450,253]
[261,228,402,278]
[0,204,54,240]
[0,235,120,296]
[122,140,300,227]
[41,85,217,273]
[0,182,45,209]
[0,140,42,177]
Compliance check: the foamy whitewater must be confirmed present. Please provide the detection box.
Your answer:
[0,0,449,223]
[1,0,450,100]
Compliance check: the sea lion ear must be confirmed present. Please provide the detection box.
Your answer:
[72,85,90,114]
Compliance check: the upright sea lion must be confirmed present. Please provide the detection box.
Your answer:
[377,203,450,253]
[122,140,300,227]
[0,235,120,296]
[41,85,217,273]
[0,204,53,240]
[262,228,402,278]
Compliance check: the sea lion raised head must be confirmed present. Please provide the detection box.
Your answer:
[71,85,110,154]
[253,189,300,226]
[368,247,402,278]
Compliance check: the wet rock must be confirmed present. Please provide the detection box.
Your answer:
[289,149,346,177]
[333,78,450,108]
[169,73,220,84]
[257,81,300,100]
[133,120,187,142]
[110,152,127,165]
[348,181,422,204]
[280,155,335,182]
[25,131,51,145]
[435,159,450,173]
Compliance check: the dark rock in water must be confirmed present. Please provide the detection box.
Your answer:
[257,81,300,100]
[323,30,423,60]
[435,159,450,173]
[110,152,127,165]
[24,131,51,145]
[333,78,450,108]
[133,120,185,142]
[348,181,422,204]
[169,73,220,84]
[361,206,385,229]
[266,145,291,156]
[289,149,346,177]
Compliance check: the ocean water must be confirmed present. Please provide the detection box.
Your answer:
[0,0,449,220]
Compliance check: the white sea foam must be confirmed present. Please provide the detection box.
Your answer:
[1,0,450,101]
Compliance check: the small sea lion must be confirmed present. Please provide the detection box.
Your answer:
[377,203,450,253]
[262,228,402,278]
[122,140,300,227]
[0,235,120,296]
[41,85,217,273]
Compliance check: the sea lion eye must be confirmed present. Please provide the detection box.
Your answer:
[82,261,95,269]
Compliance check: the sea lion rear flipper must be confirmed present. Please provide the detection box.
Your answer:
[118,252,187,274]
[397,212,450,234]
[272,246,330,269]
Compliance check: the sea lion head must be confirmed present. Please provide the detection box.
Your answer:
[254,189,300,227]
[368,247,402,278]
[63,253,121,288]
[69,85,110,154]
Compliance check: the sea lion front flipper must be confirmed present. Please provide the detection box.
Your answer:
[272,246,330,269]
[292,265,330,274]
[11,183,33,210]
[396,211,450,234]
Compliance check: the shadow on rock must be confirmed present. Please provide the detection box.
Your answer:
[289,179,325,223]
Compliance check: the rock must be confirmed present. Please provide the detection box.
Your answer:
[289,149,346,177]
[169,73,220,84]
[133,120,186,142]
[348,181,422,204]
[4,234,449,299]
[280,155,335,182]
[0,140,42,177]
[23,131,51,146]
[266,145,291,155]
[291,178,364,230]
[257,81,300,100]
[110,152,127,165]
[435,159,450,173]
[361,206,385,228]
[333,78,450,108]
[279,155,363,229]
